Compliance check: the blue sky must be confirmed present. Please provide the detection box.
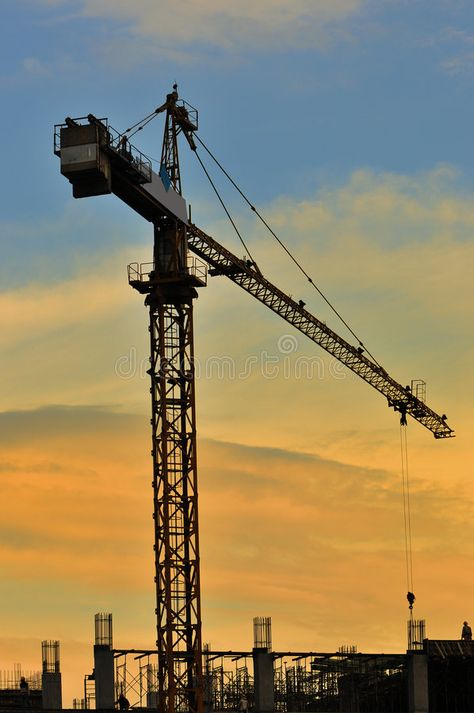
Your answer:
[1,0,473,296]
[1,0,474,704]
[3,1,474,220]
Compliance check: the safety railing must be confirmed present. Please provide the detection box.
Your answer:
[106,124,152,183]
[187,255,207,284]
[128,257,207,286]
[127,262,153,283]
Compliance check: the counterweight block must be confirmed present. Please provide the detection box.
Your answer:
[59,123,112,198]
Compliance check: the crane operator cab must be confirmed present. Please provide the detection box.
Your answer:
[54,114,152,199]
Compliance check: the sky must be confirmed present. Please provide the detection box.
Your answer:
[1,0,474,705]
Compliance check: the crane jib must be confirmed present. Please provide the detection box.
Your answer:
[186,224,454,440]
[53,115,454,440]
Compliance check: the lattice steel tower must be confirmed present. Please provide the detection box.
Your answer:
[130,89,204,713]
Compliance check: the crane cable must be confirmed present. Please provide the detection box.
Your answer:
[193,149,262,275]
[122,108,261,270]
[126,111,161,141]
[195,133,418,619]
[118,104,168,143]
[193,133,382,367]
[400,423,415,613]
[124,103,419,614]
[123,107,381,366]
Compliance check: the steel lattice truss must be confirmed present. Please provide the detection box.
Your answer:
[187,223,454,439]
[148,297,203,713]
[161,112,182,195]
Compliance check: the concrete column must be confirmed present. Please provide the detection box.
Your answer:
[253,649,274,713]
[94,645,115,709]
[407,653,429,713]
[42,672,62,710]
[41,640,62,710]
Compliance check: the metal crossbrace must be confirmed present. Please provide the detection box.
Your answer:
[149,301,203,713]
[187,223,454,439]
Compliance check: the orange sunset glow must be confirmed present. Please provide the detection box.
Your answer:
[2,1,474,707]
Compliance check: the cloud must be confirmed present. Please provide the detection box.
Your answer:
[428,26,474,78]
[229,165,474,333]
[0,264,127,349]
[441,52,474,76]
[0,240,149,413]
[0,406,152,590]
[22,57,52,76]
[3,164,472,456]
[0,405,472,663]
[194,165,474,419]
[0,53,85,89]
[66,0,365,56]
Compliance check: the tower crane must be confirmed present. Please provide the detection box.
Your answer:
[54,88,454,713]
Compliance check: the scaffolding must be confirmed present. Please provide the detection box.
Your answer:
[281,652,408,712]
[107,647,410,712]
[112,652,163,709]
[201,649,407,712]
[0,666,41,690]
[203,655,253,711]
[83,674,95,709]
[0,664,43,710]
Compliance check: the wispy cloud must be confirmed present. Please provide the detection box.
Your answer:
[428,25,474,78]
[202,164,474,337]
[0,53,86,88]
[2,165,473,430]
[49,0,366,58]
[22,56,51,76]
[441,51,474,76]
[0,406,471,659]
[0,258,128,349]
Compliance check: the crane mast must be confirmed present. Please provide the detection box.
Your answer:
[128,93,204,713]
[54,97,206,712]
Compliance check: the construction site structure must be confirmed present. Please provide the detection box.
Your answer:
[0,640,62,711]
[3,614,474,712]
[53,89,454,713]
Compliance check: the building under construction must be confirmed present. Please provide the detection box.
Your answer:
[0,88,461,713]
[3,614,474,713]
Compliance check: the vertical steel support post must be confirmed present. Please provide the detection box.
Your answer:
[132,91,204,713]
[148,292,203,713]
[161,103,182,195]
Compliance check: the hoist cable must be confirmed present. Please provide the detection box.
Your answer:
[194,133,381,366]
[125,107,163,134]
[193,149,262,274]
[400,424,414,598]
[126,110,381,367]
[126,112,161,141]
[400,425,411,592]
[404,425,414,592]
